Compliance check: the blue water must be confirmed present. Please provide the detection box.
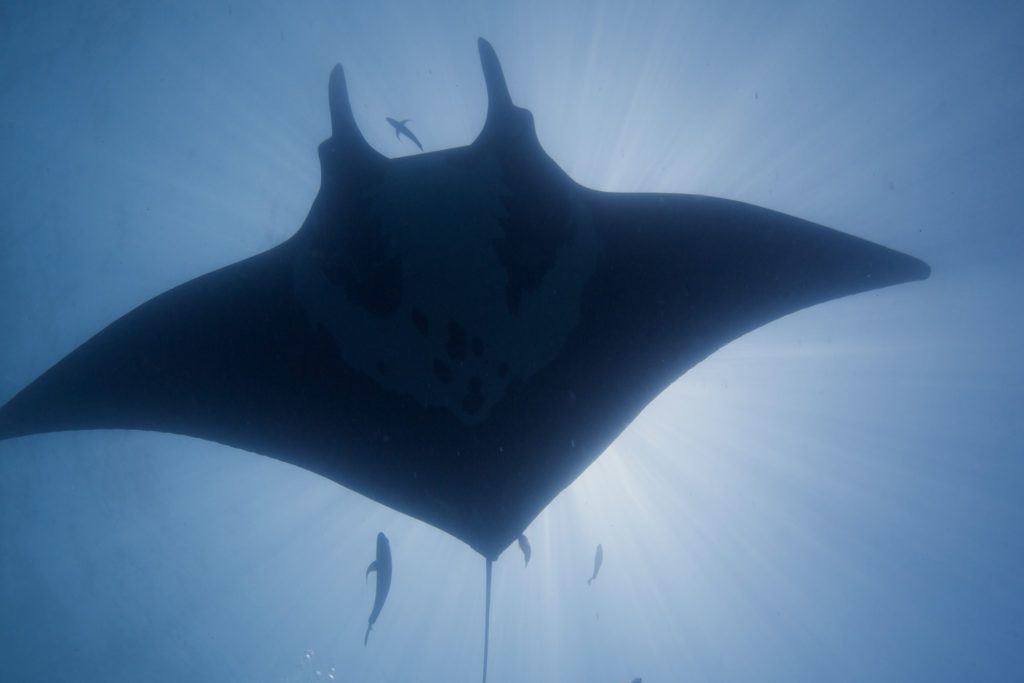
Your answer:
[1,1,1022,681]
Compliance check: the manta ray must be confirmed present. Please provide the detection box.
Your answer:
[0,39,928,680]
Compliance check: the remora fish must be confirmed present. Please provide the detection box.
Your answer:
[517,533,532,567]
[365,532,392,645]
[386,117,423,150]
[588,543,603,585]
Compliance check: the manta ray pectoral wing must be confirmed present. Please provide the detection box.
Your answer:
[0,239,462,551]
[0,241,395,502]
[500,191,933,555]
[584,191,930,353]
[0,246,316,449]
[568,189,931,403]
[0,235,493,559]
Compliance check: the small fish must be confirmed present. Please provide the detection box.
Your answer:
[364,532,393,645]
[588,543,603,585]
[517,533,532,567]
[386,117,423,150]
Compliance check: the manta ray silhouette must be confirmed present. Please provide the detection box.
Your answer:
[0,38,927,678]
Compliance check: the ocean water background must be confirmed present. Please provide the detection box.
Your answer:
[1,1,1021,681]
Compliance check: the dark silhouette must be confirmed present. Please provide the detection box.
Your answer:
[364,532,392,645]
[588,543,603,585]
[517,533,532,567]
[0,38,930,563]
[0,38,930,683]
[386,117,422,150]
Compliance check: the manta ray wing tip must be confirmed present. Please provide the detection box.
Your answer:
[0,411,14,442]
[0,392,39,443]
[879,247,932,288]
[911,256,932,282]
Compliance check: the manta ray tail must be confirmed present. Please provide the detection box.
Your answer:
[482,557,493,683]
[364,623,372,646]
